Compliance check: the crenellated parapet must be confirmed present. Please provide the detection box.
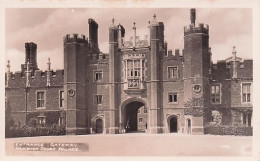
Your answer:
[164,49,184,61]
[6,70,64,88]
[63,33,88,45]
[184,8,209,36]
[212,59,253,80]
[184,23,209,36]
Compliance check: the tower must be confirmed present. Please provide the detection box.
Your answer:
[63,33,89,135]
[108,18,120,134]
[21,42,39,73]
[149,14,162,133]
[183,9,211,134]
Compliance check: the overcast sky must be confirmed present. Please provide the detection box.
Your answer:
[5,8,252,72]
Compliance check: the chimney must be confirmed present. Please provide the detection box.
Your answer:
[23,42,38,73]
[190,8,196,26]
[88,18,99,47]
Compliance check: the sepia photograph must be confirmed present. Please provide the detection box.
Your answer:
[1,1,260,160]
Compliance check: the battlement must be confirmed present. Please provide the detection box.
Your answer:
[63,33,88,44]
[164,49,184,60]
[7,69,64,79]
[184,23,209,36]
[212,59,253,80]
[6,69,64,88]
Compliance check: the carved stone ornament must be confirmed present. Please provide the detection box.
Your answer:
[68,89,75,97]
[193,85,201,93]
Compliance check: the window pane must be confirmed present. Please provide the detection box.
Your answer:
[216,85,219,94]
[247,84,250,93]
[174,67,178,78]
[37,100,40,107]
[134,60,140,67]
[128,60,133,68]
[243,94,247,102]
[60,91,64,99]
[131,70,133,76]
[242,84,247,93]
[169,94,173,102]
[174,94,177,102]
[247,93,250,102]
[211,86,215,94]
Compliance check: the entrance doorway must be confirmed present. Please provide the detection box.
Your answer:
[186,118,191,134]
[124,101,146,133]
[95,118,103,133]
[169,117,178,133]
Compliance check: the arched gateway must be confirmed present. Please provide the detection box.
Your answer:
[120,98,147,133]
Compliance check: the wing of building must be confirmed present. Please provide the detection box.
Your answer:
[5,9,253,136]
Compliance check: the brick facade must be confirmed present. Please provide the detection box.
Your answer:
[5,8,253,136]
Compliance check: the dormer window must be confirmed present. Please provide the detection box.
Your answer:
[240,63,245,68]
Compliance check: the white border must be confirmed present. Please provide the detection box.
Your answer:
[1,1,260,161]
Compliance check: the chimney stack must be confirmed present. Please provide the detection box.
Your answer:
[190,8,196,26]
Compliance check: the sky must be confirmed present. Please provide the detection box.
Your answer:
[5,8,252,72]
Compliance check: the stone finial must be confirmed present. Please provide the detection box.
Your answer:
[133,22,136,48]
[232,46,237,79]
[232,46,236,54]
[112,18,115,24]
[110,18,116,28]
[133,22,136,29]
[26,60,30,72]
[47,57,51,71]
[7,60,10,73]
[151,14,158,25]
[153,14,156,21]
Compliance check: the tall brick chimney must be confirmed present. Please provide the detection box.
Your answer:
[21,42,39,73]
[190,8,196,26]
[88,18,99,48]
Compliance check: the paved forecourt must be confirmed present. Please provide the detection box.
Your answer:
[5,133,252,156]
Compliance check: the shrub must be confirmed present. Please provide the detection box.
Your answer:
[8,124,66,138]
[204,124,252,136]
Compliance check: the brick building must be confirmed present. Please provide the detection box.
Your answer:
[5,9,253,135]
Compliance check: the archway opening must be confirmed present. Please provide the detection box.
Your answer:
[124,101,147,133]
[169,117,178,133]
[95,118,103,134]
